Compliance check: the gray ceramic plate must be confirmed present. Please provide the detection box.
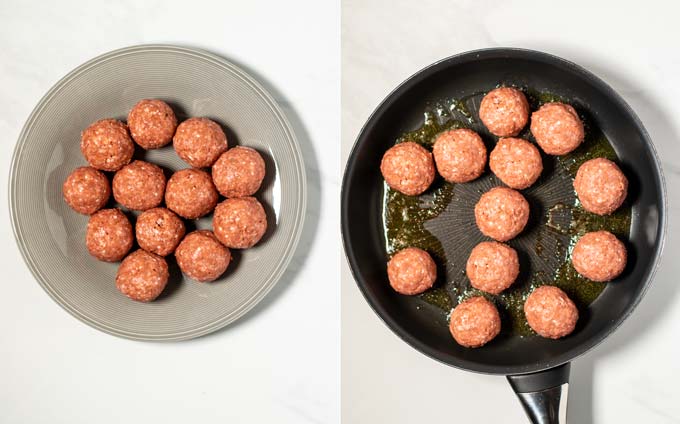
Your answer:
[9,45,306,341]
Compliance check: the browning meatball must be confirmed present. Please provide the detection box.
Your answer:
[85,208,133,262]
[62,166,110,215]
[449,296,501,348]
[489,137,543,189]
[380,142,435,196]
[213,197,267,249]
[212,146,266,198]
[116,249,169,302]
[572,231,627,282]
[165,168,219,219]
[574,158,628,215]
[530,103,584,155]
[387,247,437,295]
[524,286,578,339]
[479,87,530,137]
[127,99,178,149]
[175,230,231,282]
[135,207,186,256]
[432,129,487,183]
[173,117,228,168]
[466,241,519,294]
[112,160,166,211]
[474,187,530,242]
[80,119,134,171]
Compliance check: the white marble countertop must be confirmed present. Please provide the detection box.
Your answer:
[342,0,680,423]
[0,0,339,422]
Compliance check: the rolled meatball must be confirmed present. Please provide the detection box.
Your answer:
[489,137,543,189]
[380,142,435,196]
[212,146,266,198]
[530,103,584,155]
[387,247,437,295]
[572,231,627,282]
[449,296,501,348]
[165,168,219,219]
[112,160,166,211]
[432,129,487,183]
[175,230,231,282]
[86,208,133,262]
[474,187,530,242]
[127,99,177,149]
[466,241,519,294]
[574,158,628,215]
[524,286,578,339]
[213,197,267,249]
[116,249,169,302]
[173,117,228,168]
[479,87,530,137]
[62,166,110,215]
[135,207,186,256]
[81,119,134,171]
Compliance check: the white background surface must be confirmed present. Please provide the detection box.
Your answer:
[342,0,680,423]
[0,0,339,423]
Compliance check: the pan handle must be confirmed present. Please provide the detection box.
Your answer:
[506,363,571,424]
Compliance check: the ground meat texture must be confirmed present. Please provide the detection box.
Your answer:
[449,296,501,348]
[489,138,543,189]
[80,119,134,171]
[466,241,519,294]
[380,142,435,196]
[62,166,110,215]
[479,87,530,137]
[524,286,578,339]
[574,158,628,215]
[530,103,584,155]
[135,207,186,256]
[175,230,231,282]
[85,208,133,262]
[572,231,627,282]
[432,129,487,183]
[173,117,228,168]
[165,168,219,219]
[213,197,267,249]
[474,187,530,242]
[212,146,266,197]
[116,250,169,302]
[112,160,166,211]
[387,247,437,295]
[127,99,177,149]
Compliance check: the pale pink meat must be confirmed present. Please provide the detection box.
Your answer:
[574,158,628,215]
[449,296,501,348]
[572,230,627,282]
[432,129,487,183]
[530,103,584,155]
[479,87,530,137]
[386,247,437,295]
[380,142,435,196]
[474,187,530,242]
[489,137,543,189]
[466,241,519,294]
[524,285,578,339]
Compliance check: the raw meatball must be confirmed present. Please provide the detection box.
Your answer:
[572,231,627,282]
[530,103,584,155]
[489,137,543,189]
[380,142,435,196]
[524,286,578,339]
[466,241,519,294]
[112,160,166,211]
[212,146,266,197]
[213,197,267,249]
[479,87,530,137]
[116,249,169,302]
[62,166,110,215]
[474,187,530,242]
[135,207,186,256]
[127,99,178,149]
[387,247,437,295]
[449,296,501,348]
[175,230,231,282]
[173,117,228,168]
[574,158,628,215]
[432,129,487,183]
[81,119,134,171]
[86,208,133,262]
[165,168,219,219]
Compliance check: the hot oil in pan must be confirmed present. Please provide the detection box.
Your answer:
[382,89,632,336]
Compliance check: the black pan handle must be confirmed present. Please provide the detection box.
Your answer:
[507,363,571,424]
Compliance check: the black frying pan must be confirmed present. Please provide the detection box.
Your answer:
[341,48,666,423]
